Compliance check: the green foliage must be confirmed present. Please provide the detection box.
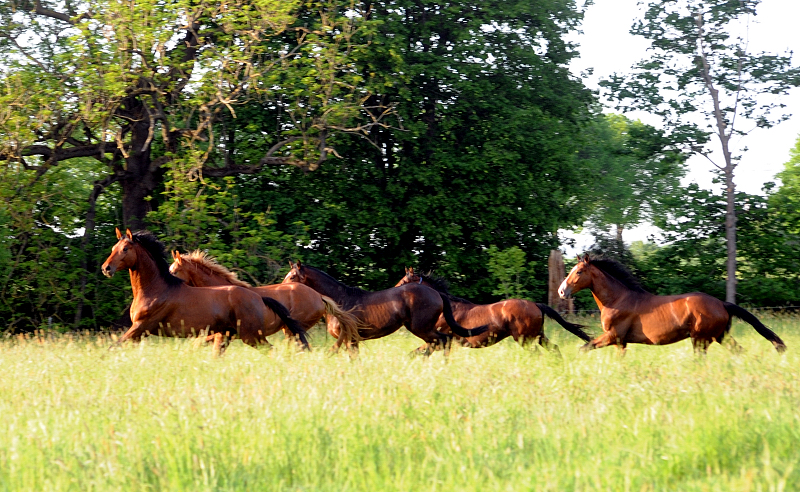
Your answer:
[0,158,129,331]
[486,246,529,300]
[236,0,595,301]
[601,0,800,148]
[578,114,687,241]
[771,134,800,235]
[147,172,305,285]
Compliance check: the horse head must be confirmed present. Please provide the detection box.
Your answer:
[558,254,593,299]
[102,228,138,277]
[283,260,307,284]
[394,267,420,287]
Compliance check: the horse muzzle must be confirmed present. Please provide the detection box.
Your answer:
[558,283,572,300]
[102,265,116,278]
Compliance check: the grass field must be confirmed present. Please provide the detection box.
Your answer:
[0,314,798,491]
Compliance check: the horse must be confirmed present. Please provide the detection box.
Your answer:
[101,228,310,354]
[169,250,360,351]
[395,268,591,352]
[558,254,787,353]
[281,261,489,355]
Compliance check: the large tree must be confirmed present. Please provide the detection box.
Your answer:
[235,0,596,300]
[601,0,800,302]
[0,0,388,327]
[0,0,384,230]
[578,113,686,247]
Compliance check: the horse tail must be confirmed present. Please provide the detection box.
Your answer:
[535,303,592,342]
[723,302,786,353]
[439,293,489,338]
[261,296,311,351]
[320,296,362,344]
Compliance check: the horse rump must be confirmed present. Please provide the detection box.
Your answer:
[261,296,311,351]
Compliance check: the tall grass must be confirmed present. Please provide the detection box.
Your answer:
[0,315,798,491]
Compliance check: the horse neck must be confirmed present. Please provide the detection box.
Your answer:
[188,262,230,287]
[129,246,172,299]
[588,266,636,309]
[304,268,361,304]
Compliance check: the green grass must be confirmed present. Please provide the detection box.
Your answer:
[0,315,798,491]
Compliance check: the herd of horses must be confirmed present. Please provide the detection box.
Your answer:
[101,228,787,356]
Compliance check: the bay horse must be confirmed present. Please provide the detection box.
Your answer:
[281,261,489,355]
[395,268,591,352]
[558,254,787,353]
[169,251,360,351]
[101,229,309,353]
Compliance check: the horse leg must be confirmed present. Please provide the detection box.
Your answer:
[212,332,224,357]
[115,322,149,346]
[537,334,561,357]
[581,329,620,352]
[692,337,711,355]
[326,315,342,353]
[720,335,744,354]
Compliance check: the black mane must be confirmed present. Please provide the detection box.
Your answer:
[418,273,475,305]
[589,257,649,294]
[303,265,367,308]
[132,231,184,286]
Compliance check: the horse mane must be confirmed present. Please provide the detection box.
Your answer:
[589,256,649,294]
[418,273,475,305]
[131,231,183,286]
[301,265,366,309]
[183,251,252,288]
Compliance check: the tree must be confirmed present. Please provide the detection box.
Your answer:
[0,0,388,326]
[0,0,387,228]
[770,134,800,234]
[601,0,800,302]
[236,0,596,301]
[578,113,686,247]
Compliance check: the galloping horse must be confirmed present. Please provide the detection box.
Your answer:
[102,229,309,353]
[282,261,489,355]
[169,251,360,350]
[395,268,591,351]
[558,254,786,353]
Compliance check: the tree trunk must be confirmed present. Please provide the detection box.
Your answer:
[695,12,737,303]
[73,175,118,328]
[725,167,737,303]
[615,224,624,248]
[119,98,162,231]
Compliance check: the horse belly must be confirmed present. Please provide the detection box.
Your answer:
[165,304,228,336]
[637,309,692,345]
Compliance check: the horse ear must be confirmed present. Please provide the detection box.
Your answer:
[582,254,590,264]
[125,229,133,240]
[288,260,294,268]
[173,250,181,261]
[115,227,122,239]
[409,267,415,275]
[296,260,302,268]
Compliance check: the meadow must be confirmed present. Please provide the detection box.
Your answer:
[0,315,798,491]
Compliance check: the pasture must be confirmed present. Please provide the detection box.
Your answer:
[0,315,798,491]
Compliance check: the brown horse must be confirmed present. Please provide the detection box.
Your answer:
[558,254,787,353]
[169,251,360,350]
[282,261,489,355]
[395,268,591,352]
[101,229,309,353]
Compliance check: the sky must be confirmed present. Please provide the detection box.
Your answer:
[562,0,800,250]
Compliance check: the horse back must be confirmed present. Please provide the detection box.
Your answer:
[254,283,326,326]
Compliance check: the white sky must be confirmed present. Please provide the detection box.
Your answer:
[562,0,800,250]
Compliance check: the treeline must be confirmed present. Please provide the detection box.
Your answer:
[1,0,798,331]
